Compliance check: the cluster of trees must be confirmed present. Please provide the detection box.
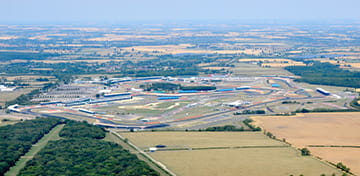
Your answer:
[300,148,311,156]
[140,82,181,92]
[336,162,351,173]
[59,120,106,139]
[181,86,217,91]
[5,76,65,108]
[0,118,61,175]
[243,119,262,131]
[204,125,245,131]
[0,52,59,61]
[202,120,262,132]
[282,101,300,104]
[112,54,222,76]
[35,78,50,82]
[234,110,266,115]
[5,81,60,107]
[295,108,358,113]
[123,69,201,77]
[265,132,276,139]
[5,89,40,107]
[19,138,159,176]
[350,98,360,110]
[0,62,100,76]
[19,120,159,176]
[140,82,217,92]
[285,62,360,88]
[0,53,228,79]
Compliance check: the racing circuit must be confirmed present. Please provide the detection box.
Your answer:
[9,75,357,130]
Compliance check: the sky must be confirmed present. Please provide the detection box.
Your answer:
[1,0,360,24]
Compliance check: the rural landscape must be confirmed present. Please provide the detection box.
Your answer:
[1,0,360,176]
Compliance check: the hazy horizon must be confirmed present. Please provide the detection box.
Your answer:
[1,0,360,24]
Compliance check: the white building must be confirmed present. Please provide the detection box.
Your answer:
[0,85,16,92]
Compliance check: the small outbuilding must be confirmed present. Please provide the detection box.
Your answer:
[149,147,157,152]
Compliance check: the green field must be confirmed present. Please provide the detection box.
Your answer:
[230,63,294,77]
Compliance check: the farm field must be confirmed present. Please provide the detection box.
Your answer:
[119,132,342,176]
[1,21,360,176]
[0,88,37,107]
[230,63,294,77]
[252,112,360,175]
[309,148,360,175]
[120,132,286,149]
[239,58,306,67]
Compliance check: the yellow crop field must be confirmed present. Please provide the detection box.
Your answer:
[262,62,306,67]
[252,112,360,175]
[342,63,360,68]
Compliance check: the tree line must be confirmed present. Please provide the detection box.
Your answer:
[285,62,360,88]
[18,120,159,176]
[0,118,61,175]
[59,120,106,139]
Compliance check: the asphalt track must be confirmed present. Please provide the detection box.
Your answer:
[15,76,330,129]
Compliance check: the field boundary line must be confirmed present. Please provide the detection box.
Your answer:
[110,131,176,176]
[308,145,360,148]
[147,145,290,152]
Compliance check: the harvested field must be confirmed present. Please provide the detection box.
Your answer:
[252,113,360,147]
[342,63,360,68]
[252,112,360,175]
[120,132,342,176]
[309,147,360,175]
[150,148,340,176]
